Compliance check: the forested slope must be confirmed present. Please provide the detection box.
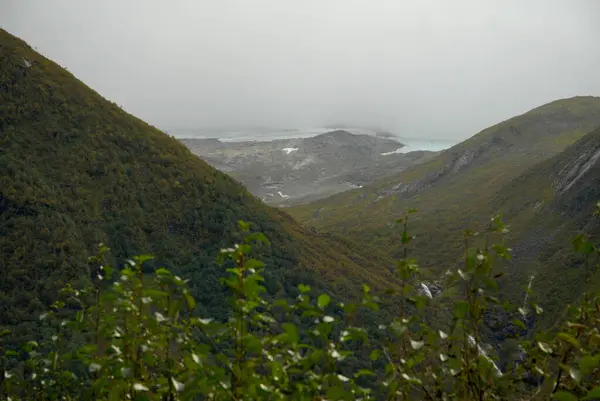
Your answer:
[0,29,396,340]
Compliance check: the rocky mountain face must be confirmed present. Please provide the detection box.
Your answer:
[181,130,436,206]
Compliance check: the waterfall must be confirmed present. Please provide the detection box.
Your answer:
[522,274,535,312]
[419,283,433,299]
[467,335,503,377]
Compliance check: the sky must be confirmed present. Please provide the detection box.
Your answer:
[1,0,600,140]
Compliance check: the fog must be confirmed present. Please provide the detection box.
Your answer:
[2,0,599,139]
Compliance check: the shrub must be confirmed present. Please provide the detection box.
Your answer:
[1,206,600,400]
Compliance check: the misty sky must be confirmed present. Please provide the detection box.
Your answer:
[2,0,600,139]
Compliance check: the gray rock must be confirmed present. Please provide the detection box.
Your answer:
[180,130,436,206]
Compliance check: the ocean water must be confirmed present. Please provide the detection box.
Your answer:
[167,126,457,153]
[393,138,457,153]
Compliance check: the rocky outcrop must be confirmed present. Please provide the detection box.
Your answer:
[554,146,600,194]
[377,143,488,200]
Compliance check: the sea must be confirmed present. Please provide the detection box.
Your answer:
[166,126,458,153]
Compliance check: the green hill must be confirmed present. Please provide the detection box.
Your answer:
[289,98,600,334]
[0,29,397,340]
[289,97,600,267]
[489,127,600,327]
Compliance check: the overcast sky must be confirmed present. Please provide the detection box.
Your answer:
[2,0,599,139]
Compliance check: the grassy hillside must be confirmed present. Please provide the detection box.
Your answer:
[489,127,600,327]
[289,100,600,339]
[0,29,397,341]
[289,97,600,273]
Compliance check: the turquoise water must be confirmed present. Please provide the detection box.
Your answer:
[395,138,457,153]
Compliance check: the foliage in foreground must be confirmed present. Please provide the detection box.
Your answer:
[1,208,600,400]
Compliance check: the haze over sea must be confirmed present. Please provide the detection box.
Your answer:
[165,126,458,153]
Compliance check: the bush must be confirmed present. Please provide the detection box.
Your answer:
[1,207,600,400]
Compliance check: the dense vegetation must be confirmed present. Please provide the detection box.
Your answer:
[0,28,398,347]
[1,210,600,400]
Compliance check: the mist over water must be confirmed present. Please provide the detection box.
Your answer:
[3,0,599,140]
[165,126,458,152]
[395,138,458,152]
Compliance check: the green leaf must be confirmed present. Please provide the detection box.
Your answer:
[143,289,168,299]
[511,318,526,330]
[238,220,251,231]
[244,336,262,353]
[370,350,381,361]
[582,242,595,255]
[134,254,154,264]
[583,386,600,400]
[454,300,469,319]
[579,355,599,375]
[244,258,265,271]
[183,291,196,310]
[317,293,331,309]
[557,332,580,349]
[326,385,350,400]
[553,391,578,401]
[362,300,379,311]
[155,267,171,277]
[297,284,311,293]
[310,349,324,363]
[355,369,376,378]
[282,323,299,344]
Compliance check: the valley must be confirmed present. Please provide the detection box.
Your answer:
[2,19,600,400]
